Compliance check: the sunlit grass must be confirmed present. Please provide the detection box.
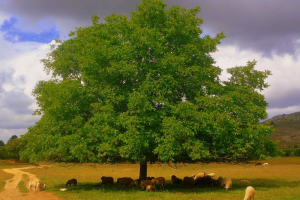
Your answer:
[18,174,29,194]
[19,157,300,200]
[0,160,38,192]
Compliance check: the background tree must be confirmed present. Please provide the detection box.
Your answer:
[0,140,4,147]
[9,135,18,140]
[21,0,278,179]
[2,137,24,160]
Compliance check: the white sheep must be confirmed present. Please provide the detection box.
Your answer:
[262,163,269,166]
[223,177,232,191]
[207,173,215,178]
[29,179,46,191]
[194,172,206,179]
[244,186,255,200]
[29,181,37,191]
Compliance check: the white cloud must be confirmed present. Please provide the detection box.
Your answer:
[0,128,28,144]
[212,45,300,119]
[0,19,52,143]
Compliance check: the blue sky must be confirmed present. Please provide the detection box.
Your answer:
[0,0,300,143]
[0,17,60,43]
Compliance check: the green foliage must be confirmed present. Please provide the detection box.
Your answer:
[294,149,300,157]
[21,0,278,164]
[0,140,4,146]
[2,138,25,160]
[0,147,6,159]
[10,135,18,140]
[283,149,293,157]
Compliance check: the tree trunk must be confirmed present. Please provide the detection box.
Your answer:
[139,162,147,180]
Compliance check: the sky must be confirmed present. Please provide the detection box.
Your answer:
[0,0,299,143]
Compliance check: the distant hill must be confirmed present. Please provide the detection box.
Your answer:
[266,112,300,149]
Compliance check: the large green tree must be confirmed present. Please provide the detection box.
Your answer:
[21,0,277,179]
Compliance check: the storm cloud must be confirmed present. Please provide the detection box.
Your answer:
[2,0,300,56]
[2,91,34,114]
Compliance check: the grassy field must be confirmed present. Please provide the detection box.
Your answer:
[18,174,30,194]
[15,157,300,200]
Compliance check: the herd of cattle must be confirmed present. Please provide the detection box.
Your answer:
[28,168,263,199]
[99,172,231,190]
[74,172,254,199]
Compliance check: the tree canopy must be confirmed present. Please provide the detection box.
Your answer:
[21,0,277,177]
[9,135,18,140]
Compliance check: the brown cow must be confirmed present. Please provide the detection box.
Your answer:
[140,180,153,190]
[101,176,114,184]
[171,175,183,185]
[182,176,194,186]
[151,177,165,190]
[117,177,133,186]
[66,178,77,186]
[146,185,156,192]
[129,180,139,187]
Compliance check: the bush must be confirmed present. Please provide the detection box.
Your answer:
[283,149,293,157]
[294,149,300,157]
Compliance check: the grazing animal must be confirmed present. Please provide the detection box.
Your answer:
[262,163,269,166]
[223,177,232,191]
[117,177,133,186]
[171,175,183,185]
[207,173,215,178]
[217,176,224,187]
[60,188,67,191]
[151,177,165,190]
[140,180,153,189]
[129,180,139,187]
[146,185,156,192]
[255,162,262,166]
[29,181,37,191]
[182,176,195,186]
[194,172,206,179]
[29,179,46,191]
[244,186,255,200]
[212,179,218,187]
[194,175,214,187]
[147,177,155,180]
[101,176,114,185]
[238,180,250,184]
[66,178,77,186]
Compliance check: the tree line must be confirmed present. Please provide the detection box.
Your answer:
[0,135,25,160]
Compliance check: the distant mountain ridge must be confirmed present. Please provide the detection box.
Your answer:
[266,112,300,149]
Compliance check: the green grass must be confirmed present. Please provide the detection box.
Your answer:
[18,174,30,194]
[20,157,300,200]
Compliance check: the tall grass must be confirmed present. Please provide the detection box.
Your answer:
[22,157,300,200]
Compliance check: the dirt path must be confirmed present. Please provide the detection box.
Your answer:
[0,165,63,200]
